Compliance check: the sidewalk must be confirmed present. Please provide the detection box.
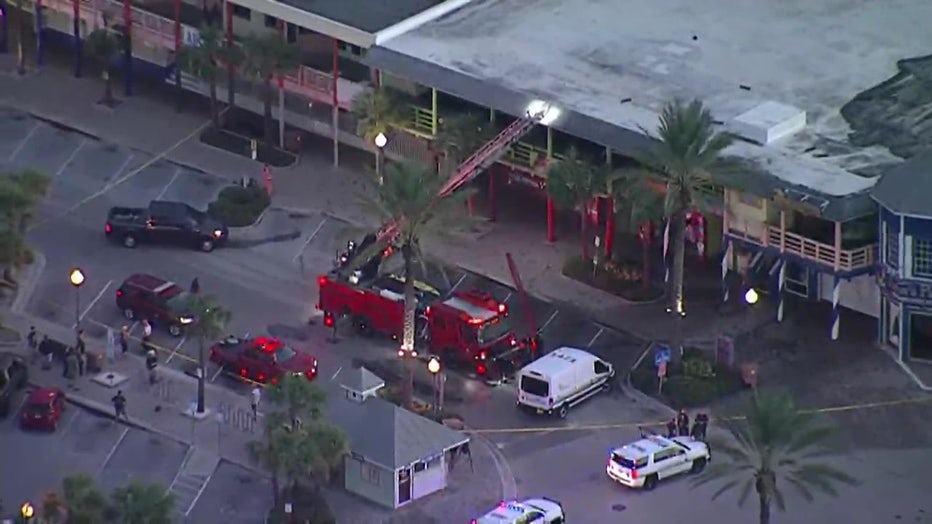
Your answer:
[0,55,766,344]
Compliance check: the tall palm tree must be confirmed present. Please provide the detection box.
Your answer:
[184,294,230,414]
[85,14,122,106]
[546,147,607,260]
[350,161,471,408]
[611,172,665,289]
[0,169,50,284]
[693,392,857,524]
[178,24,227,128]
[433,112,495,173]
[266,373,327,430]
[110,481,176,523]
[635,99,733,318]
[12,0,27,74]
[351,87,406,179]
[242,33,300,146]
[61,474,109,524]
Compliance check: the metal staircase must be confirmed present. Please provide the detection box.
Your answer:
[377,107,550,244]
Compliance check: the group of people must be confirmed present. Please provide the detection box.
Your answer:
[665,409,709,441]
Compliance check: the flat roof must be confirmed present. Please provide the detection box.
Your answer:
[372,0,932,219]
[277,0,445,33]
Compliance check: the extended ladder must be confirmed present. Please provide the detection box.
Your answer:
[377,106,550,244]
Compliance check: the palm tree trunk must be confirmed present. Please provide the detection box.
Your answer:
[208,79,219,128]
[401,243,417,409]
[263,76,274,146]
[226,68,236,123]
[642,240,651,291]
[103,69,114,105]
[758,492,771,524]
[670,207,687,364]
[196,337,206,413]
[15,0,26,75]
[579,209,589,260]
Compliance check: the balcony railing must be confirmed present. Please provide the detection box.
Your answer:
[730,226,877,272]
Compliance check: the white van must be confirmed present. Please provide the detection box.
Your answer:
[516,347,614,418]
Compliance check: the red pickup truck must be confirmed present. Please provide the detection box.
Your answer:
[209,336,318,385]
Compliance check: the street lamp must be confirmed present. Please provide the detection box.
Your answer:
[744,288,759,305]
[374,132,387,184]
[21,501,35,521]
[69,268,86,332]
[427,356,444,418]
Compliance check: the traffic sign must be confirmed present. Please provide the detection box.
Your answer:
[654,346,671,367]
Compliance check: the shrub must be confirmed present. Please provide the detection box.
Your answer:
[207,185,270,227]
[561,255,663,302]
[631,347,745,408]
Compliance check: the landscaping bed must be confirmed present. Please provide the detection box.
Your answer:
[207,185,271,227]
[630,347,746,408]
[266,483,335,524]
[200,127,296,167]
[562,255,664,302]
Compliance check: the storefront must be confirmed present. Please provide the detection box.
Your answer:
[878,272,932,362]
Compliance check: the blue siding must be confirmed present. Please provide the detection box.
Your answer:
[904,216,932,240]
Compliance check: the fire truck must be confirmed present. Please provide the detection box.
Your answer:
[318,263,520,374]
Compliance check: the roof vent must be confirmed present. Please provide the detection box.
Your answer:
[729,101,806,145]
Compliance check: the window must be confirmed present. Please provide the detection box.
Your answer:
[231,4,250,20]
[652,447,682,463]
[264,15,278,28]
[737,192,762,208]
[594,361,610,375]
[519,375,549,397]
[360,462,381,485]
[413,461,427,473]
[913,238,932,278]
[886,228,899,268]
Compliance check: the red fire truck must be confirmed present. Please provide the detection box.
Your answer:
[317,271,520,375]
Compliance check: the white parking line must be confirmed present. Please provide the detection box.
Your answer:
[587,328,604,348]
[75,280,113,328]
[111,154,135,180]
[209,366,225,383]
[54,139,86,177]
[539,310,559,332]
[58,408,81,439]
[97,426,130,478]
[451,274,468,292]
[185,462,217,515]
[8,122,39,161]
[165,336,188,364]
[155,168,182,201]
[330,366,342,381]
[503,292,513,302]
[293,218,327,262]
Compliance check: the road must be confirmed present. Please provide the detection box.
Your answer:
[0,395,272,522]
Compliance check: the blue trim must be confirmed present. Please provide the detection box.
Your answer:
[0,1,9,54]
[724,234,877,278]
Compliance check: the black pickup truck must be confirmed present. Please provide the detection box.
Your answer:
[105,200,229,252]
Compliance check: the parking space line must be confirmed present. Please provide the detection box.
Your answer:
[110,154,135,181]
[539,310,559,333]
[293,218,327,262]
[165,336,188,364]
[54,139,86,177]
[503,292,513,302]
[155,168,182,201]
[209,366,225,383]
[451,274,467,292]
[75,280,113,328]
[97,426,130,478]
[185,462,217,515]
[330,366,342,381]
[58,408,81,439]
[8,122,40,161]
[587,328,604,347]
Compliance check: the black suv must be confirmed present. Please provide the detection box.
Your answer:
[115,273,194,337]
[106,200,229,252]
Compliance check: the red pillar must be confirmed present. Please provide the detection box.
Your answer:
[546,196,555,243]
[224,2,233,44]
[173,0,181,54]
[331,38,340,166]
[488,170,497,222]
[604,197,614,259]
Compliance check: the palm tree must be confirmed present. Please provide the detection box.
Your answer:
[85,14,122,106]
[433,112,495,173]
[61,474,109,524]
[693,392,857,524]
[252,377,348,516]
[178,24,227,128]
[12,0,27,74]
[110,481,176,523]
[0,169,50,284]
[611,172,665,289]
[184,294,230,414]
[351,161,471,408]
[635,99,733,318]
[351,87,406,179]
[546,147,607,260]
[242,33,300,146]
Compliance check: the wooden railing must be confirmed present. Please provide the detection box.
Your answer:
[763,226,876,272]
[405,106,435,137]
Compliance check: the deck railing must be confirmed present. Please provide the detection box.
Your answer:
[744,226,877,272]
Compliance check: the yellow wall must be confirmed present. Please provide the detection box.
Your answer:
[725,189,769,240]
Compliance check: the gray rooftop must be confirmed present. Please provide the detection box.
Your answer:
[337,366,385,393]
[369,0,932,220]
[871,150,932,217]
[278,0,446,33]
[325,378,468,470]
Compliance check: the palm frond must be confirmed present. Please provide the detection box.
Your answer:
[736,477,755,507]
[351,88,407,143]
[709,479,740,501]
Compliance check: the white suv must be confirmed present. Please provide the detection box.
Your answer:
[606,432,710,490]
[472,498,565,523]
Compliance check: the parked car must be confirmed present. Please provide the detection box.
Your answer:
[210,335,318,384]
[105,200,228,252]
[473,498,565,523]
[0,352,29,418]
[116,273,195,337]
[516,346,614,418]
[20,387,66,431]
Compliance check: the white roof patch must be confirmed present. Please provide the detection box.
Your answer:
[444,296,495,320]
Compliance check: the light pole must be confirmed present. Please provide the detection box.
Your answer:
[69,268,86,334]
[374,132,387,185]
[427,355,444,419]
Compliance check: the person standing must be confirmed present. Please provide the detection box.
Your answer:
[677,409,690,437]
[111,391,128,420]
[119,326,130,355]
[666,417,678,438]
[76,330,87,376]
[190,277,200,294]
[141,319,152,352]
[26,326,38,361]
[64,347,78,380]
[145,349,158,384]
[250,386,261,420]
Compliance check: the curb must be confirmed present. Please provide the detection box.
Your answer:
[625,342,677,417]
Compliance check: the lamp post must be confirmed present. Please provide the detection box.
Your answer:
[427,355,444,419]
[374,132,387,185]
[69,268,86,334]
[21,501,35,522]
[744,288,759,305]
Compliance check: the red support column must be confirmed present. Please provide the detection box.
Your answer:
[604,197,614,259]
[331,37,340,167]
[546,196,555,243]
[173,0,181,55]
[488,170,497,222]
[123,0,133,95]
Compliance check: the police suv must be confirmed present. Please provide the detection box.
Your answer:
[606,430,710,490]
[472,498,565,523]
